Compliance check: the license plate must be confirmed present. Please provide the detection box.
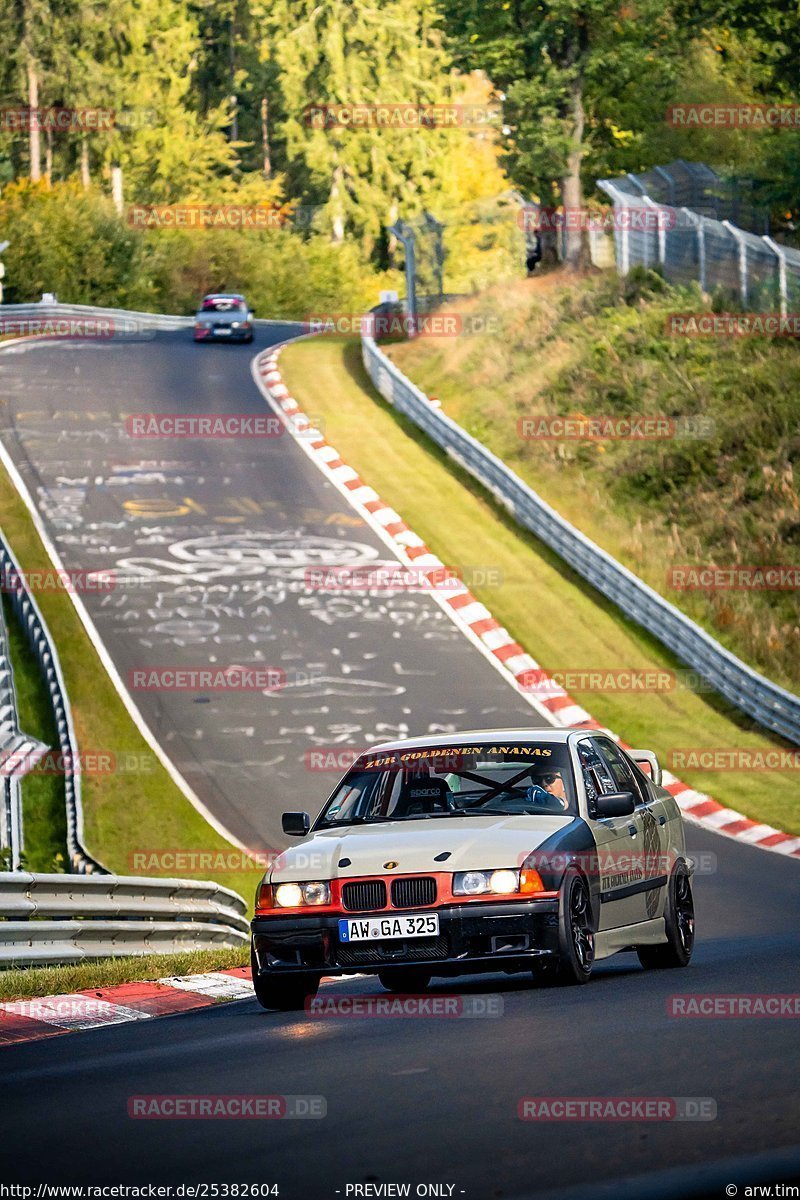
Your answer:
[214,327,232,335]
[338,913,439,942]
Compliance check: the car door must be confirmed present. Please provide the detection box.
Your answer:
[593,737,668,925]
[619,747,672,922]
[576,738,646,931]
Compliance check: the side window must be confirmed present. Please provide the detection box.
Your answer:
[593,739,645,804]
[621,752,654,800]
[577,739,618,817]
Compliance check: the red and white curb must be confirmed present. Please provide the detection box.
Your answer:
[0,968,255,1047]
[0,968,374,1048]
[252,346,800,863]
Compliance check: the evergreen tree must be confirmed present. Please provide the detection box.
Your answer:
[440,0,686,267]
[252,0,458,256]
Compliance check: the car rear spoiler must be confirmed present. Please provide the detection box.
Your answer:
[628,749,662,787]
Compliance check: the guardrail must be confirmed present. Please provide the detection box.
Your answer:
[0,872,249,964]
[0,534,107,874]
[0,554,49,870]
[361,328,800,746]
[0,300,307,334]
[0,595,23,866]
[0,301,192,333]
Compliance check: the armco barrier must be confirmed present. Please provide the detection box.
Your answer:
[0,301,192,333]
[361,331,800,746]
[0,300,306,334]
[0,872,249,964]
[0,593,48,870]
[0,532,107,874]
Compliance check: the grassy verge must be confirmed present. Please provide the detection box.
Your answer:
[1,595,67,871]
[0,464,259,906]
[388,269,800,694]
[0,946,249,1002]
[279,335,800,835]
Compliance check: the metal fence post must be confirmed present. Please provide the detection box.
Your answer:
[8,779,22,869]
[389,220,418,336]
[680,208,706,292]
[422,212,445,301]
[621,211,630,275]
[643,196,666,267]
[653,165,676,207]
[723,220,748,306]
[763,236,788,318]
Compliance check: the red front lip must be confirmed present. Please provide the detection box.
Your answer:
[255,871,557,916]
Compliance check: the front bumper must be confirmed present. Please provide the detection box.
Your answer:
[251,899,560,977]
[194,326,252,341]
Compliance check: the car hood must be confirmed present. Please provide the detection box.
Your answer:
[270,814,575,881]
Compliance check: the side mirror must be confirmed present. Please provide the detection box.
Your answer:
[628,749,661,786]
[282,811,310,837]
[595,791,636,818]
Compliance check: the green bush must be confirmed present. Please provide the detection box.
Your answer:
[0,180,392,316]
[0,180,145,305]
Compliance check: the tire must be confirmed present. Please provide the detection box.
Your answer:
[377,968,433,994]
[637,864,694,969]
[552,869,595,985]
[530,958,560,987]
[250,945,320,1011]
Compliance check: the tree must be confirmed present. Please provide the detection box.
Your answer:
[669,0,800,224]
[251,0,459,257]
[441,0,686,269]
[0,0,76,182]
[64,0,238,201]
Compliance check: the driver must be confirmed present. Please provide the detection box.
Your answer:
[529,770,570,811]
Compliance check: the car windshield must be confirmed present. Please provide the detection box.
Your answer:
[199,297,246,312]
[316,741,576,826]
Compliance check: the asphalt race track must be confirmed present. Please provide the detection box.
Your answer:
[1,828,799,1196]
[0,329,798,1198]
[0,326,546,852]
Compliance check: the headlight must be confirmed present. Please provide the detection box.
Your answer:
[231,322,240,328]
[453,868,520,896]
[274,881,331,908]
[301,881,330,906]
